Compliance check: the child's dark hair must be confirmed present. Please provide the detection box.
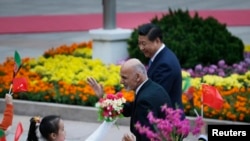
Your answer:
[26,115,61,141]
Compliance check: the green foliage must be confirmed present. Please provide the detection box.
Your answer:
[127,9,244,68]
[0,129,5,137]
[85,95,99,107]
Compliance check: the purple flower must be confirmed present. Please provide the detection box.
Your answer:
[195,64,203,71]
[244,52,250,58]
[203,67,209,73]
[218,60,225,67]
[210,64,218,69]
[218,71,225,77]
[208,67,215,74]
[245,58,250,65]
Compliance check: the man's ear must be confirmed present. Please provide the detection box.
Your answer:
[153,38,161,48]
[155,37,161,43]
[136,73,140,82]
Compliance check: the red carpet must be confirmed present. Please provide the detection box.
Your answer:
[0,9,250,34]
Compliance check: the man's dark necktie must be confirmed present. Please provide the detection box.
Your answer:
[148,60,153,69]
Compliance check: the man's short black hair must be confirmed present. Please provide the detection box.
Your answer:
[138,23,163,42]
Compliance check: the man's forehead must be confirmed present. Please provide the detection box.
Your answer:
[138,35,148,41]
[120,71,129,78]
[120,66,132,76]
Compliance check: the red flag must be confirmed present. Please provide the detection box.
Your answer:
[0,137,6,141]
[202,84,224,110]
[14,122,23,141]
[13,77,28,93]
[184,86,195,100]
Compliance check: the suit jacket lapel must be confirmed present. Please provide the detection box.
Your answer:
[130,79,151,132]
[148,47,167,76]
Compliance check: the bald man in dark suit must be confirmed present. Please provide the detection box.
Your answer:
[120,58,172,141]
[87,58,172,141]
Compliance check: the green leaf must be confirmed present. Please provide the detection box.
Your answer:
[14,50,22,74]
[14,50,21,67]
[182,77,191,92]
[0,129,5,137]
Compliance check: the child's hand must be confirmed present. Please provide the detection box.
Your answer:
[5,94,13,105]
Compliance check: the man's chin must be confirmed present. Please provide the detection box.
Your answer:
[143,53,150,58]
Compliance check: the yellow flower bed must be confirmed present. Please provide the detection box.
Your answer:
[0,41,249,122]
[244,44,250,52]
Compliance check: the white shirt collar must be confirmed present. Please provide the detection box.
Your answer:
[135,78,148,95]
[150,43,165,62]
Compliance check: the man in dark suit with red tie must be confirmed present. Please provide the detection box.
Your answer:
[137,23,185,119]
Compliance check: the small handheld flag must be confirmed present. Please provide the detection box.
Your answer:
[202,84,224,110]
[13,77,28,93]
[185,86,195,100]
[9,50,23,95]
[14,122,23,141]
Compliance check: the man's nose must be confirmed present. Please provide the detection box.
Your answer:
[138,45,143,50]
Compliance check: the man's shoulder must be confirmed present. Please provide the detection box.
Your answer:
[146,79,167,92]
[157,47,179,62]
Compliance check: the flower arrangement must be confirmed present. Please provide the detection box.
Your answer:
[135,104,204,141]
[95,92,126,122]
[0,40,250,122]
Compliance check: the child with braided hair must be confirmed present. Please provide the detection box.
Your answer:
[26,115,66,141]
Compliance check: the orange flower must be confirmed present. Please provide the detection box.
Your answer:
[120,88,134,102]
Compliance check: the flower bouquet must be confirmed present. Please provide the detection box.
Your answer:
[135,104,204,141]
[85,92,126,141]
[96,92,126,122]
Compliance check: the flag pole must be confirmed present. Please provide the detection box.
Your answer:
[194,108,199,117]
[201,85,204,118]
[8,84,12,95]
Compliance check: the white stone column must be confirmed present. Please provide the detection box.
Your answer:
[89,28,132,65]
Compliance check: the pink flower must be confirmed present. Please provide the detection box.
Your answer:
[106,94,116,100]
[135,122,158,139]
[191,116,205,135]
[116,92,124,98]
[96,93,126,122]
